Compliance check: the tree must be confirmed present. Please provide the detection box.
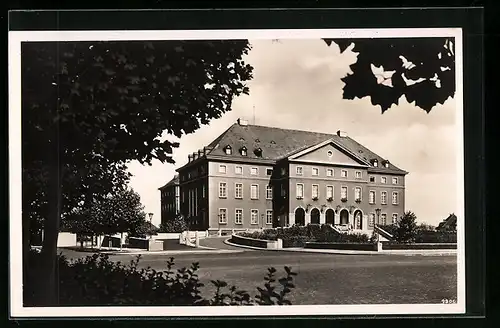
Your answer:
[324,38,455,113]
[394,211,418,243]
[62,187,147,244]
[22,40,253,305]
[159,214,188,233]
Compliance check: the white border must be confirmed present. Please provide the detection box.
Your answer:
[8,28,465,317]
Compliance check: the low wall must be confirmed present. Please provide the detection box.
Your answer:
[57,232,77,247]
[382,242,457,250]
[128,237,149,250]
[148,239,164,251]
[101,235,121,248]
[230,234,281,249]
[305,242,377,251]
[154,233,180,240]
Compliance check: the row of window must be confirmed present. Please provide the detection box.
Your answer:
[219,182,273,200]
[219,164,273,176]
[368,213,399,227]
[218,208,273,225]
[295,184,399,204]
[296,166,399,184]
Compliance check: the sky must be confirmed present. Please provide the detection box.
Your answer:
[127,39,458,227]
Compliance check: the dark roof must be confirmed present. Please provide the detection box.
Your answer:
[437,213,457,231]
[180,123,407,174]
[158,174,179,190]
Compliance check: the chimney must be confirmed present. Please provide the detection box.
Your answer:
[188,154,193,163]
[237,118,248,126]
[336,130,348,137]
[193,152,198,160]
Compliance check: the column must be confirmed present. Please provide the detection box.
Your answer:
[289,213,295,226]
[334,212,340,225]
[305,213,311,225]
[319,212,325,224]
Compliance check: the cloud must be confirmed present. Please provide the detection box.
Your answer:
[128,38,459,227]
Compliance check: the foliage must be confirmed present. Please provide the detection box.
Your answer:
[159,214,188,233]
[24,251,296,306]
[129,221,159,238]
[61,188,147,237]
[416,223,437,232]
[324,38,455,112]
[22,40,254,304]
[415,231,457,243]
[239,224,371,247]
[394,211,418,243]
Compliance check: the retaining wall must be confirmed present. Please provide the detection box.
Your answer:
[382,242,457,250]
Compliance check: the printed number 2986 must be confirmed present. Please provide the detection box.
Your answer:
[441,298,457,304]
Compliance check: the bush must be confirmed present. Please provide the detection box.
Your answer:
[160,214,188,233]
[238,224,371,246]
[24,250,297,306]
[415,231,457,243]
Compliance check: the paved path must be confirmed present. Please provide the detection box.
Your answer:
[198,236,248,250]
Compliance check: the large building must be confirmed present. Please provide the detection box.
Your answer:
[158,174,180,227]
[160,119,408,233]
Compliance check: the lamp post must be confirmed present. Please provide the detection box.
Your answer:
[148,212,154,239]
[261,213,265,230]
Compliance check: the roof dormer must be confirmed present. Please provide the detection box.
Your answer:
[382,160,390,168]
[223,145,232,155]
[371,158,378,167]
[239,146,247,156]
[254,147,263,157]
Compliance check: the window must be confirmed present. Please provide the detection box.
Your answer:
[392,177,398,184]
[341,186,348,200]
[369,191,376,204]
[266,210,273,225]
[281,167,287,176]
[392,213,398,224]
[219,165,227,173]
[219,182,227,198]
[355,187,362,201]
[235,183,243,199]
[392,192,399,205]
[250,167,258,175]
[381,176,387,184]
[326,185,334,199]
[373,160,378,167]
[327,150,333,157]
[380,213,387,225]
[266,185,273,199]
[235,209,243,225]
[312,184,319,198]
[296,166,303,175]
[224,146,232,155]
[240,147,247,156]
[369,176,375,183]
[266,168,273,176]
[296,183,304,199]
[381,191,387,204]
[235,166,243,174]
[369,213,375,227]
[250,184,259,199]
[341,169,348,178]
[355,171,362,179]
[251,209,259,225]
[312,167,319,176]
[326,168,333,177]
[219,208,227,224]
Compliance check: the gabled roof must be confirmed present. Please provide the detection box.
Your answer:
[158,174,179,190]
[179,123,407,174]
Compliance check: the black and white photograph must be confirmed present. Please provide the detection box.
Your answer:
[9,19,470,318]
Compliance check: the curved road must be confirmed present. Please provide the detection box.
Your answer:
[61,237,458,305]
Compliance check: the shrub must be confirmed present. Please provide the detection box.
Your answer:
[238,224,371,245]
[159,214,188,233]
[24,250,297,306]
[415,231,457,243]
[394,211,418,243]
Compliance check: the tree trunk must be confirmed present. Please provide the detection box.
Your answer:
[35,161,62,306]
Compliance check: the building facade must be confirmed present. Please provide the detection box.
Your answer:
[161,119,408,233]
[158,174,180,227]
